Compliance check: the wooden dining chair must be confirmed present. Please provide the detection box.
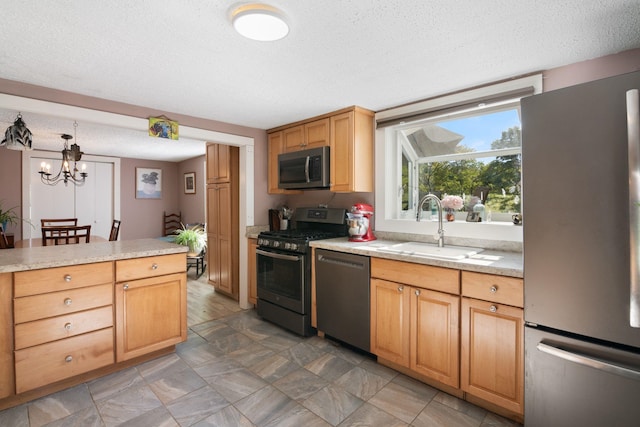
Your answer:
[42,225,91,246]
[163,211,182,236]
[0,224,9,249]
[109,219,121,241]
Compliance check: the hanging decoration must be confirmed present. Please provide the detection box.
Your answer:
[1,112,33,151]
[148,116,179,140]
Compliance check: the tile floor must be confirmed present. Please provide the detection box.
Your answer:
[0,277,523,426]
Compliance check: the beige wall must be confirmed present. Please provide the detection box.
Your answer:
[1,47,640,240]
[0,79,269,241]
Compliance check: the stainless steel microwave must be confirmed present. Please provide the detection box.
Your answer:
[278,146,330,190]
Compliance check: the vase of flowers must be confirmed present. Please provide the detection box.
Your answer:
[441,195,464,222]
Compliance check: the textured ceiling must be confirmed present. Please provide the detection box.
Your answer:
[1,0,639,161]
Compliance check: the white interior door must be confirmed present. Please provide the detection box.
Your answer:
[26,153,116,239]
[76,161,114,238]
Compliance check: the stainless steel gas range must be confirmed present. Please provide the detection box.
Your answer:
[256,207,347,336]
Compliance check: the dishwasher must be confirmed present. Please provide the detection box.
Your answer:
[315,249,370,352]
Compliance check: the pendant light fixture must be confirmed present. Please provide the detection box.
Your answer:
[38,121,88,186]
[231,3,289,41]
[1,112,33,151]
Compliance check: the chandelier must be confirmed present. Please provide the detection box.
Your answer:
[38,121,88,186]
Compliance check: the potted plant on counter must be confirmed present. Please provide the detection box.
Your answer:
[174,223,207,256]
[0,200,22,231]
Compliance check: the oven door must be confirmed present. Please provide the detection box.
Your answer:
[256,247,307,314]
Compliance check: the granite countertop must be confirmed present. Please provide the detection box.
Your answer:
[0,238,188,273]
[310,237,523,278]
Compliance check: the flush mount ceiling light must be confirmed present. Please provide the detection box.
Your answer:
[231,3,289,41]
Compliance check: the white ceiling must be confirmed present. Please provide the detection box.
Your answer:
[1,0,639,161]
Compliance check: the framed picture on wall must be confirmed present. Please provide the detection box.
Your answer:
[184,172,196,194]
[136,167,162,199]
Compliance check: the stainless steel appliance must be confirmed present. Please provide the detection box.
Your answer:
[278,146,330,190]
[256,207,346,336]
[521,70,640,426]
[315,249,370,352]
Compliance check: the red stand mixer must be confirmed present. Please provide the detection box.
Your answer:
[347,203,376,242]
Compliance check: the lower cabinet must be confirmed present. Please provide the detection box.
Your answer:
[0,273,13,399]
[115,254,187,362]
[460,271,524,416]
[369,259,524,421]
[15,328,114,393]
[248,238,257,305]
[12,263,115,394]
[0,252,188,409]
[370,258,460,388]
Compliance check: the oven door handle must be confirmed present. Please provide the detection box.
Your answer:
[256,248,302,262]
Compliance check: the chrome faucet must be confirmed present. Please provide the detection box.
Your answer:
[416,193,445,247]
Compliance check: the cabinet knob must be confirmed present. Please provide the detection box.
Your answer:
[398,285,404,292]
[64,274,72,282]
[64,298,72,306]
[123,283,129,290]
[65,355,73,363]
[64,323,72,331]
[489,285,498,293]
[415,289,421,296]
[151,263,159,270]
[489,305,497,313]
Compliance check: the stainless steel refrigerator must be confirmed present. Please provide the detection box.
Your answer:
[522,70,640,426]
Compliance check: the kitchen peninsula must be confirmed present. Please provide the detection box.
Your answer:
[0,239,188,410]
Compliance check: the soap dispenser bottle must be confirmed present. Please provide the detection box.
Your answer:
[473,192,486,222]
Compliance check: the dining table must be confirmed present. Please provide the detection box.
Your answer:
[14,235,107,248]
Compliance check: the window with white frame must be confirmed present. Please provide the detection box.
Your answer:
[397,104,522,221]
[374,75,542,241]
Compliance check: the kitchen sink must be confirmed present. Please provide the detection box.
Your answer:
[376,241,484,260]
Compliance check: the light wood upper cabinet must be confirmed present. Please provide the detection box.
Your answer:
[460,271,524,416]
[283,118,330,152]
[330,108,374,192]
[267,106,374,193]
[207,143,231,183]
[267,131,301,195]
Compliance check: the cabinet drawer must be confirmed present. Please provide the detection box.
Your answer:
[371,257,460,294]
[116,253,186,282]
[14,262,113,297]
[15,306,113,350]
[15,327,114,394]
[461,271,523,307]
[14,283,113,324]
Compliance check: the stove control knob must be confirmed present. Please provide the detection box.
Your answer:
[290,243,298,251]
[284,243,291,250]
[273,241,280,248]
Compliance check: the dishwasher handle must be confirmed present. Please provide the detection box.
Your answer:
[317,253,366,270]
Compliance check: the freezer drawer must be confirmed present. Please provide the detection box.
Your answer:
[525,326,640,427]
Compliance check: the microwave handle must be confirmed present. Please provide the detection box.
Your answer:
[304,156,311,183]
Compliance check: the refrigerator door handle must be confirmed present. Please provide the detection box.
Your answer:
[537,342,640,381]
[627,89,640,328]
